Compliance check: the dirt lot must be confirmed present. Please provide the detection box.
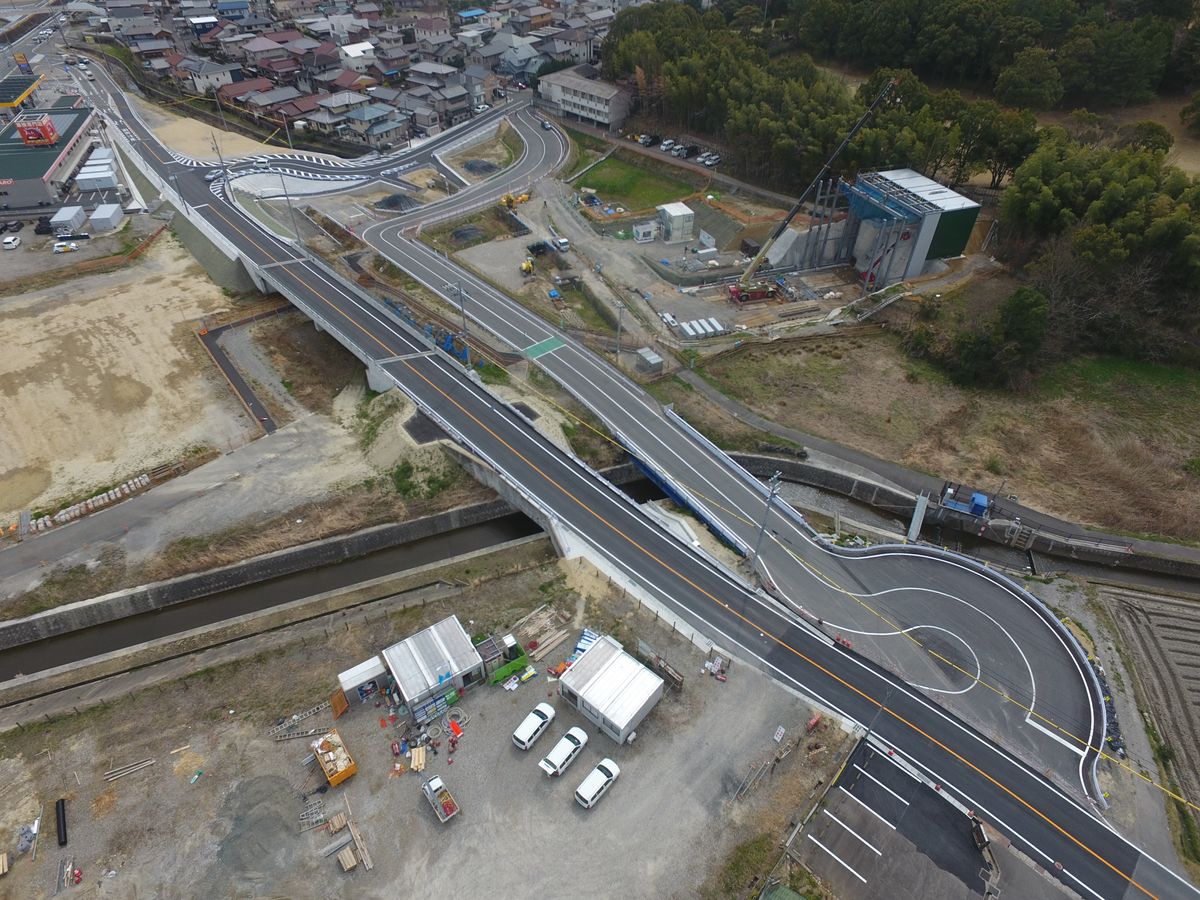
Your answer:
[0,560,849,899]
[0,216,160,288]
[0,233,259,524]
[690,329,1200,542]
[126,94,334,163]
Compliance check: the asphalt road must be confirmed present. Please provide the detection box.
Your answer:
[362,171,1101,799]
[78,63,1200,899]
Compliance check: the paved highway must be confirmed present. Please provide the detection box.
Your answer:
[361,127,1101,800]
[81,61,1199,899]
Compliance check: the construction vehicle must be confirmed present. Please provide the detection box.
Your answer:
[727,283,777,303]
[499,193,530,209]
[422,775,459,823]
[738,78,898,287]
[520,257,534,276]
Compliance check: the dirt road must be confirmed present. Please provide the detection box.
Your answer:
[0,234,257,523]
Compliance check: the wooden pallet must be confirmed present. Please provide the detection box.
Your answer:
[337,846,357,872]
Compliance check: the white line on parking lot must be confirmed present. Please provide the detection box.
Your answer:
[839,786,896,830]
[854,763,911,806]
[808,835,867,883]
[823,809,882,855]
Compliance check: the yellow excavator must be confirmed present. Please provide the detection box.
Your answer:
[519,257,535,276]
[500,193,531,210]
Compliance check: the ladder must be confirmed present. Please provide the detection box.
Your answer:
[268,701,332,736]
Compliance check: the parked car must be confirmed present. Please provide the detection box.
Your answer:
[0,222,8,234]
[660,139,676,152]
[512,702,555,750]
[204,169,222,182]
[538,727,588,776]
[472,103,491,113]
[53,241,79,253]
[7,221,23,232]
[575,758,620,809]
[2,235,21,250]
[704,155,721,167]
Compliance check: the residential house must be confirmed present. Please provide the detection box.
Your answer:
[130,38,174,58]
[341,102,405,146]
[339,40,376,73]
[217,75,273,102]
[259,54,303,80]
[237,14,277,32]
[112,17,172,43]
[467,39,505,70]
[462,64,501,106]
[371,44,411,81]
[353,1,381,21]
[509,5,552,35]
[263,29,306,44]
[215,0,249,20]
[244,85,303,115]
[497,41,547,80]
[176,57,243,92]
[304,88,369,136]
[198,20,235,47]
[188,14,221,37]
[536,63,630,129]
[405,60,459,89]
[270,0,322,18]
[540,27,594,64]
[241,35,289,64]
[272,91,327,122]
[412,16,449,42]
[456,8,486,26]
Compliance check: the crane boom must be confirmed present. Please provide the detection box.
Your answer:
[739,78,898,287]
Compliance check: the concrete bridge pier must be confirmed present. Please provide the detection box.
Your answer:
[366,362,394,394]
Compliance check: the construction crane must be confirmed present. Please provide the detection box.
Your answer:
[738,78,899,288]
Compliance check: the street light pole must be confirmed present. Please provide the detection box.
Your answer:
[169,172,188,212]
[211,85,229,131]
[279,172,302,248]
[750,471,782,565]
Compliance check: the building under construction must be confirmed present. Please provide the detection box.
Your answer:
[762,168,980,290]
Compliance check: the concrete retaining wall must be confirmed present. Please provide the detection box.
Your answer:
[0,499,514,651]
[0,535,554,713]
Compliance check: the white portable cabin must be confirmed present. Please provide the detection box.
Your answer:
[558,634,664,744]
[680,321,696,338]
[706,317,724,335]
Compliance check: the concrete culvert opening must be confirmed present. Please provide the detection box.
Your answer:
[463,159,498,175]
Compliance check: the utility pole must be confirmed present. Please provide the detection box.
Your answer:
[614,299,624,367]
[447,280,471,368]
[750,471,781,564]
[282,113,293,150]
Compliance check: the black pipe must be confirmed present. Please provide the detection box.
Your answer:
[55,798,67,846]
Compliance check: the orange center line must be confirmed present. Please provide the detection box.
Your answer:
[201,174,1153,900]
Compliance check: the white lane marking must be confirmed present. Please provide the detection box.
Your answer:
[162,119,1153,900]
[1026,716,1087,757]
[825,623,982,696]
[807,835,867,882]
[853,764,910,806]
[823,809,882,855]
[839,787,896,830]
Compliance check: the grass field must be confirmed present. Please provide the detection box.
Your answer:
[577,154,693,210]
[695,335,1200,542]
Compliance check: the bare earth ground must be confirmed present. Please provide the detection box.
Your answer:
[0,561,849,899]
[126,93,340,163]
[0,233,258,523]
[444,126,513,185]
[689,331,1200,541]
[0,311,494,613]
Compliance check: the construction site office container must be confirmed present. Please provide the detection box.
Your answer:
[89,203,124,231]
[706,318,724,334]
[49,205,86,231]
[558,635,664,744]
[680,321,696,338]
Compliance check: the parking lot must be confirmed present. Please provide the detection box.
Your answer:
[0,564,850,898]
[794,741,1075,899]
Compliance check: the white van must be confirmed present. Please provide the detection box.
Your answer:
[2,235,21,250]
[538,727,588,776]
[575,758,620,808]
[512,702,555,750]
